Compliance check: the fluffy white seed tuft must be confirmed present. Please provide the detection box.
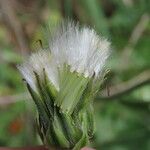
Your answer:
[18,22,110,91]
[49,22,110,77]
[18,50,59,92]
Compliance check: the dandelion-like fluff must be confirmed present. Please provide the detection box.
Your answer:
[18,22,110,150]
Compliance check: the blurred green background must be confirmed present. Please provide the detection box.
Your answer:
[0,0,150,149]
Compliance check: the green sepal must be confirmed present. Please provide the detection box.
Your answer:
[26,82,49,131]
[52,113,70,148]
[34,71,53,118]
[73,133,88,150]
[45,123,59,146]
[43,68,58,100]
[79,109,94,142]
[74,77,94,114]
[85,104,95,138]
[93,71,106,94]
[73,110,89,150]
[56,65,89,114]
[36,118,44,142]
[57,112,82,147]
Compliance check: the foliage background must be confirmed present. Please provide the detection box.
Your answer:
[0,0,150,149]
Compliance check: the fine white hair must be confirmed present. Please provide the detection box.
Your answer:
[49,22,110,77]
[18,50,59,91]
[18,21,110,91]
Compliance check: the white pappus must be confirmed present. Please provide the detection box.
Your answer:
[18,21,110,92]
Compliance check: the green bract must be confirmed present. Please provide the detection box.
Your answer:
[26,65,103,149]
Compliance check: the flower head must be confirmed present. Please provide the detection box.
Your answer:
[18,21,110,150]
